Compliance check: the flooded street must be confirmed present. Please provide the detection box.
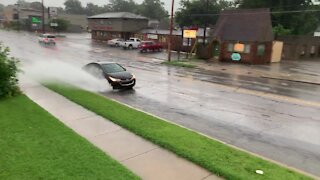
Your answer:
[1,30,320,176]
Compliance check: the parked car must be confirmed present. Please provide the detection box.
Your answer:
[38,34,56,45]
[119,38,142,49]
[107,38,124,47]
[83,62,136,89]
[138,41,163,53]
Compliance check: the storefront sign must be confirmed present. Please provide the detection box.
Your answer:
[48,7,58,17]
[231,53,241,61]
[183,30,197,39]
[147,34,158,40]
[234,43,245,52]
[50,23,58,27]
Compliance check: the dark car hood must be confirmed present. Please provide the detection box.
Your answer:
[108,71,133,80]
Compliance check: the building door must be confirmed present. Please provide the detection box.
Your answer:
[212,40,220,59]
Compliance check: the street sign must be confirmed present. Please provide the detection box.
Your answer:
[183,30,197,39]
[231,53,241,61]
[31,17,41,24]
[48,7,58,17]
[50,23,58,27]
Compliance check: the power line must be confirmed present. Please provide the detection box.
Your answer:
[189,9,320,17]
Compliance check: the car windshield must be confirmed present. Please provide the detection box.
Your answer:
[46,35,55,38]
[101,63,125,73]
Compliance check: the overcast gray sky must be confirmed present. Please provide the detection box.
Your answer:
[0,0,181,12]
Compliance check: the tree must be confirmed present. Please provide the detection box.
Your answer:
[237,0,319,35]
[29,1,43,10]
[0,44,20,98]
[107,0,139,13]
[138,0,168,20]
[0,3,4,12]
[85,3,108,16]
[175,0,231,27]
[64,0,85,14]
[50,19,70,32]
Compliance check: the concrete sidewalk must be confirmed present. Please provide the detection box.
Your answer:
[20,78,221,180]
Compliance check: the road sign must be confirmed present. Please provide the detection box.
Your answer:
[50,23,58,27]
[183,30,197,39]
[31,17,41,24]
[49,7,58,17]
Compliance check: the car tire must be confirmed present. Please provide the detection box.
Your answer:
[129,45,133,49]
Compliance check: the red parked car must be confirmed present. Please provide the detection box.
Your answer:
[138,41,163,53]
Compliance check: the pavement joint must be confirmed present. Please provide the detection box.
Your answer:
[93,128,124,138]
[201,173,216,180]
[120,147,159,162]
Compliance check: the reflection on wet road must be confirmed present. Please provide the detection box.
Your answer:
[1,30,320,176]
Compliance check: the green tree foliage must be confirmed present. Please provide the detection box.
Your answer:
[175,0,233,27]
[237,0,319,35]
[137,0,168,20]
[0,44,20,98]
[0,3,5,12]
[29,2,43,10]
[50,19,70,32]
[64,0,85,14]
[273,24,292,36]
[85,3,109,16]
[107,0,139,13]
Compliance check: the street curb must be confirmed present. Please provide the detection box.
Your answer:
[98,93,319,180]
[261,75,320,86]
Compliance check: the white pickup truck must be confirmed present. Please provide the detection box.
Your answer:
[120,38,142,49]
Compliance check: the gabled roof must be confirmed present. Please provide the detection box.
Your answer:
[88,12,148,20]
[213,8,274,42]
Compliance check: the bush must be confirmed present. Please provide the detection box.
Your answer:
[0,43,20,98]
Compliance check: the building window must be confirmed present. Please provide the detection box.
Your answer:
[257,44,266,56]
[244,44,251,54]
[227,43,234,52]
[310,45,316,55]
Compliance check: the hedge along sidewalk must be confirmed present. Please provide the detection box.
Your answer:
[0,94,138,180]
[46,83,314,180]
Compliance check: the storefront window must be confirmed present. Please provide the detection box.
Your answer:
[257,44,266,56]
[244,44,251,54]
[227,43,234,52]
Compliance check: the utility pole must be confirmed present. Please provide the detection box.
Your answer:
[15,3,20,31]
[167,0,175,62]
[42,0,45,34]
[203,0,209,45]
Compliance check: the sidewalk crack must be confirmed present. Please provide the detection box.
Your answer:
[120,147,159,162]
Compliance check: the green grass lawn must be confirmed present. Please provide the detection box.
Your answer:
[0,95,139,180]
[162,60,197,68]
[46,84,311,180]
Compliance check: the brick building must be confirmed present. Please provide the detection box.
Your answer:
[88,12,149,41]
[212,9,274,64]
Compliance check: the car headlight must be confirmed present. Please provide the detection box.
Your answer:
[109,76,121,82]
[131,74,135,79]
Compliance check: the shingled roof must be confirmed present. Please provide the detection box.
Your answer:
[88,12,148,20]
[213,8,274,42]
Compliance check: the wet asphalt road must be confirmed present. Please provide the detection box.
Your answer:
[1,30,320,176]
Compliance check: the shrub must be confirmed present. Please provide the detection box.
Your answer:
[0,43,20,98]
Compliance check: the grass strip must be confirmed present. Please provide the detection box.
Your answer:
[0,95,139,180]
[162,60,197,68]
[46,84,311,180]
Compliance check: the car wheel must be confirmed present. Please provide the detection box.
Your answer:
[115,43,119,47]
[129,45,133,49]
